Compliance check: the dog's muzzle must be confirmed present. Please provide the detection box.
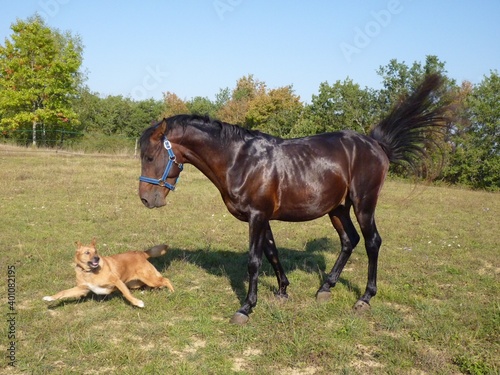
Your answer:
[88,257,100,269]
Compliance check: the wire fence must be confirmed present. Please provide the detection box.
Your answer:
[1,129,140,155]
[2,128,82,146]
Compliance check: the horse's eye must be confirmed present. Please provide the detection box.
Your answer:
[145,156,154,162]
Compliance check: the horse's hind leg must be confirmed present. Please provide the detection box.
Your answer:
[317,203,360,302]
[263,223,289,298]
[352,205,382,311]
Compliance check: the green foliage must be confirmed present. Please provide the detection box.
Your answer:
[163,91,189,117]
[214,86,231,110]
[443,71,500,190]
[187,96,218,117]
[0,15,83,145]
[375,56,455,180]
[307,78,377,134]
[127,98,163,136]
[245,85,303,137]
[73,88,163,138]
[453,354,493,375]
[376,55,449,114]
[216,74,266,126]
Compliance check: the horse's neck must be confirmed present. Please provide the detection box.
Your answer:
[180,125,234,192]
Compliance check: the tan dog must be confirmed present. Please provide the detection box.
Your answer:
[43,239,174,308]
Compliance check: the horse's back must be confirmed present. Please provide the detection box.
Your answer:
[230,130,388,222]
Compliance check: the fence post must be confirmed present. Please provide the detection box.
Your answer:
[32,121,37,147]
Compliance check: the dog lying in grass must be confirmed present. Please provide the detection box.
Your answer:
[43,238,174,308]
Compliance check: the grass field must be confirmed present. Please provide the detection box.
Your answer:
[1,145,498,374]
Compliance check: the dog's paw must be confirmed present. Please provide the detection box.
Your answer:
[135,300,145,308]
[43,296,54,302]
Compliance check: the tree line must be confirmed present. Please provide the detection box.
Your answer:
[1,16,498,190]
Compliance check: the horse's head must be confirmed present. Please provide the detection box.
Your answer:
[138,118,184,208]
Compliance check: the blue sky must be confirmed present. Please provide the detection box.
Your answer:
[2,1,499,103]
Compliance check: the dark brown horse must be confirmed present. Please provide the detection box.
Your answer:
[138,74,447,324]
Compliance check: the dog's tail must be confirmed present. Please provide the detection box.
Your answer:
[144,244,168,259]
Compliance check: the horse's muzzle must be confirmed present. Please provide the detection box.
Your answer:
[140,195,166,209]
[139,185,168,208]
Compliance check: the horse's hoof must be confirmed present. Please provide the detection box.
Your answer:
[274,292,289,301]
[230,312,249,325]
[353,300,370,312]
[316,291,332,303]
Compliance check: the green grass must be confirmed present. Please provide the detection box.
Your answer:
[1,145,499,374]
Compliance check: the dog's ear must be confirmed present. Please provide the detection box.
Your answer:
[75,241,82,248]
[90,237,97,248]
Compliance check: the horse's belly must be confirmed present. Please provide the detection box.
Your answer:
[271,198,337,222]
[271,184,347,221]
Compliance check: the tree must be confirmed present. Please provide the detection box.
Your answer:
[127,98,163,137]
[376,56,454,179]
[245,85,303,137]
[72,87,104,133]
[163,91,188,117]
[444,72,500,190]
[217,75,265,126]
[0,15,83,146]
[376,55,450,114]
[469,71,500,189]
[214,87,230,112]
[187,96,217,117]
[307,78,376,134]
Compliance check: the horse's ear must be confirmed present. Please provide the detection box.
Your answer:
[152,118,168,142]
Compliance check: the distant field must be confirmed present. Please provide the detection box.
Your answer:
[1,146,498,374]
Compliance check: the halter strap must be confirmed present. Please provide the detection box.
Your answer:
[139,138,184,191]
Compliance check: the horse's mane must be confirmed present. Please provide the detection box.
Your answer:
[167,114,275,143]
[140,115,281,150]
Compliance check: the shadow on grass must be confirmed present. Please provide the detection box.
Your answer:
[46,293,117,309]
[153,236,362,305]
[45,237,363,310]
[45,285,175,309]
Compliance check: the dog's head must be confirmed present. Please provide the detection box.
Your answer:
[74,238,101,271]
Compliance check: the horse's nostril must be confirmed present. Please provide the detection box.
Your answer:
[141,198,149,207]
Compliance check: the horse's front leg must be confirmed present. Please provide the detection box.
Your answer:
[230,216,267,325]
[263,223,289,299]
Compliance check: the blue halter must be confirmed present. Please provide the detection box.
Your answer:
[139,138,183,191]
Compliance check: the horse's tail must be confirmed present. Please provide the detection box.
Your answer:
[369,73,448,172]
[144,244,168,259]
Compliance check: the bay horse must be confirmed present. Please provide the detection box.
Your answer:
[138,74,447,324]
